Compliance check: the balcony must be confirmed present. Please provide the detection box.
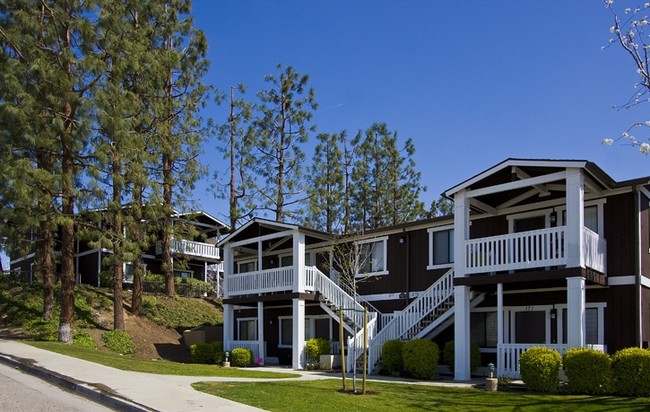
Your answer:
[156,239,220,260]
[224,266,322,297]
[464,226,606,275]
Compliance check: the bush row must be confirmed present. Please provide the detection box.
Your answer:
[189,341,255,367]
[381,339,439,379]
[519,346,650,397]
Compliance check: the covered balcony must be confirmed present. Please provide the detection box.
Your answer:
[156,238,220,260]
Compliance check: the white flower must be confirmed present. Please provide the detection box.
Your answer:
[623,132,630,137]
[645,120,650,126]
[610,26,616,33]
[602,138,614,145]
[645,2,649,8]
[640,142,650,154]
[626,8,632,14]
[605,0,614,7]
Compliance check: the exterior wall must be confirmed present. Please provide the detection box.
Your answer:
[641,190,650,281]
[604,192,636,277]
[643,286,650,348]
[78,252,100,286]
[470,215,508,239]
[605,284,637,352]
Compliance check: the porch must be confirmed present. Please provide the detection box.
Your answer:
[498,343,606,378]
[156,238,220,260]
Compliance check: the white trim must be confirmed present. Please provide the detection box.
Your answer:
[236,259,257,274]
[608,275,636,286]
[467,171,568,199]
[641,276,650,288]
[358,291,420,302]
[9,253,35,265]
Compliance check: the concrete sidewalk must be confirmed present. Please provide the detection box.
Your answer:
[0,338,483,411]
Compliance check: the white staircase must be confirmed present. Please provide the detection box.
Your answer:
[366,268,455,373]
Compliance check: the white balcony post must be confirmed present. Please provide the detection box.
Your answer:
[223,303,234,351]
[223,245,234,299]
[293,231,306,293]
[453,190,470,279]
[567,276,585,348]
[454,285,471,380]
[257,301,264,362]
[292,298,305,369]
[566,169,585,268]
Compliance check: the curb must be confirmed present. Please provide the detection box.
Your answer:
[0,353,155,412]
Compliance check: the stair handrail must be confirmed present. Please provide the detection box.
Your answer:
[346,313,378,371]
[367,268,455,372]
[314,269,366,329]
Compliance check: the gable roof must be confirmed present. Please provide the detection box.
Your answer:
[217,217,332,247]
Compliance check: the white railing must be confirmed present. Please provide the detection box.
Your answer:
[346,315,378,372]
[156,239,221,260]
[225,267,294,297]
[497,343,606,378]
[367,268,455,373]
[583,227,607,274]
[225,340,264,361]
[465,227,566,274]
[313,269,367,328]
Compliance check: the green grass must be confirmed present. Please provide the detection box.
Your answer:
[29,341,298,379]
[192,379,650,412]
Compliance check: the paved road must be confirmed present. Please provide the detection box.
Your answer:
[0,362,112,412]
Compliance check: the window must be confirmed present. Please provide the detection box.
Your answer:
[237,260,257,274]
[471,312,498,347]
[238,318,257,341]
[280,255,292,267]
[173,269,192,279]
[357,237,388,276]
[279,318,292,347]
[561,306,603,345]
[427,227,454,269]
[123,263,134,283]
[561,204,602,235]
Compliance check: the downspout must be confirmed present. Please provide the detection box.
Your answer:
[636,187,642,347]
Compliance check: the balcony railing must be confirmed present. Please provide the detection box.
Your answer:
[225,267,294,297]
[157,239,220,260]
[464,226,606,275]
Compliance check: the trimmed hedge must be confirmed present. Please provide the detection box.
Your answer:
[402,339,439,379]
[306,338,331,364]
[519,346,561,392]
[382,339,404,374]
[190,341,224,364]
[442,340,482,374]
[231,347,253,367]
[611,347,650,397]
[563,347,612,395]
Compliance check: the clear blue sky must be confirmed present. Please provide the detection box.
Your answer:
[190,0,649,223]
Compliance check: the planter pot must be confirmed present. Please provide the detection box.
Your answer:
[320,354,341,369]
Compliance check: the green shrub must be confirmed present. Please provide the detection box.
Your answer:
[190,341,224,364]
[23,318,58,341]
[611,347,650,397]
[563,348,612,395]
[73,331,98,350]
[442,340,482,374]
[382,339,404,374]
[101,330,136,355]
[305,338,331,366]
[402,339,439,379]
[519,346,561,392]
[230,347,253,367]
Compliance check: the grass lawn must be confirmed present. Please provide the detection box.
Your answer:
[192,379,650,412]
[28,341,299,379]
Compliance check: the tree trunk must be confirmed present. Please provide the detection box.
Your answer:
[113,155,125,330]
[58,136,75,343]
[36,219,55,320]
[162,153,175,296]
[131,187,144,316]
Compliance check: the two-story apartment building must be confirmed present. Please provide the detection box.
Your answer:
[10,210,229,289]
[218,158,650,380]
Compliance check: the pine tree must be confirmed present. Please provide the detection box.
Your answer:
[213,85,256,230]
[250,64,317,222]
[305,132,346,233]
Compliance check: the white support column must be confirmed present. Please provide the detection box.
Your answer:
[496,283,504,376]
[257,301,264,361]
[293,231,306,293]
[292,298,305,370]
[223,303,234,350]
[454,285,471,381]
[567,276,585,348]
[566,169,585,268]
[257,240,263,272]
[453,190,470,279]
[223,245,234,299]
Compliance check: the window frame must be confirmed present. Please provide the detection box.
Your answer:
[355,236,389,277]
[427,225,455,270]
[237,317,258,341]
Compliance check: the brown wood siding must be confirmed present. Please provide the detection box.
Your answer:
[643,286,650,348]
[606,285,637,353]
[78,252,99,286]
[605,192,636,276]
[470,215,508,239]
[641,189,650,281]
